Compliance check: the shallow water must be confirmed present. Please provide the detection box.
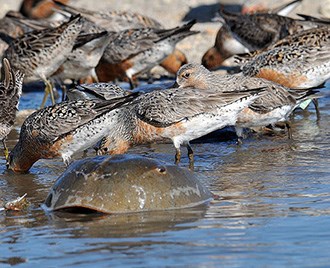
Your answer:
[1,85,330,267]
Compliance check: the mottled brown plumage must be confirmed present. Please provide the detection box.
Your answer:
[0,58,24,162]
[7,93,138,173]
[241,26,330,89]
[176,64,318,142]
[3,14,83,107]
[98,20,198,87]
[95,85,265,167]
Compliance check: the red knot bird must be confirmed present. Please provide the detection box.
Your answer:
[220,25,330,117]
[0,58,24,162]
[202,26,249,70]
[202,0,303,70]
[93,85,266,168]
[241,26,330,90]
[7,93,139,173]
[4,14,110,84]
[53,1,189,81]
[96,20,198,88]
[176,63,319,143]
[3,14,83,108]
[217,8,330,53]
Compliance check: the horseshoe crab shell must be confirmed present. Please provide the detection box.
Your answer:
[44,154,212,213]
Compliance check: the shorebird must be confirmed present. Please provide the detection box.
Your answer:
[94,85,265,168]
[217,26,330,117]
[7,93,139,173]
[176,63,319,142]
[202,0,303,69]
[96,20,198,87]
[217,7,330,52]
[241,26,330,89]
[202,26,249,70]
[0,58,24,162]
[4,14,110,84]
[3,14,83,108]
[53,1,189,80]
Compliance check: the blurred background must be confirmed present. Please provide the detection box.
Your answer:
[1,0,329,66]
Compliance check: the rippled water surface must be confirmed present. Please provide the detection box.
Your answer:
[1,85,330,267]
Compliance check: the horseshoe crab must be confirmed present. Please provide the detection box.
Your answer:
[44,155,212,213]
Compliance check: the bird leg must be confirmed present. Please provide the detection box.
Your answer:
[285,121,292,139]
[235,126,244,145]
[312,99,320,121]
[187,143,194,170]
[126,72,138,89]
[175,148,181,165]
[2,139,9,162]
[46,79,56,105]
[40,79,55,108]
[128,77,135,90]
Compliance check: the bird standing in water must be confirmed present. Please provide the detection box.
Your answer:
[0,58,24,163]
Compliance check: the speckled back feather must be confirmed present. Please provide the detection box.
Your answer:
[0,58,24,139]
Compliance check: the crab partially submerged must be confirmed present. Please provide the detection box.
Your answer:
[45,154,213,214]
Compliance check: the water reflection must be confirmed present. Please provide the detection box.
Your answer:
[46,206,208,238]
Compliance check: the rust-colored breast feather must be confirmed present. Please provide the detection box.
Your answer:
[47,134,74,158]
[255,68,307,88]
[133,119,186,144]
[96,59,134,82]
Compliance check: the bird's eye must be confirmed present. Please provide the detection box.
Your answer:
[183,72,190,79]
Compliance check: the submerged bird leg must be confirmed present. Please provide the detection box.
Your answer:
[2,139,9,162]
[237,137,243,145]
[126,73,138,89]
[63,156,72,167]
[187,143,194,170]
[285,121,292,139]
[128,77,135,89]
[175,148,181,165]
[235,126,244,145]
[312,98,321,121]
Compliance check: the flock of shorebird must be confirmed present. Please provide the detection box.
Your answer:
[0,0,330,173]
